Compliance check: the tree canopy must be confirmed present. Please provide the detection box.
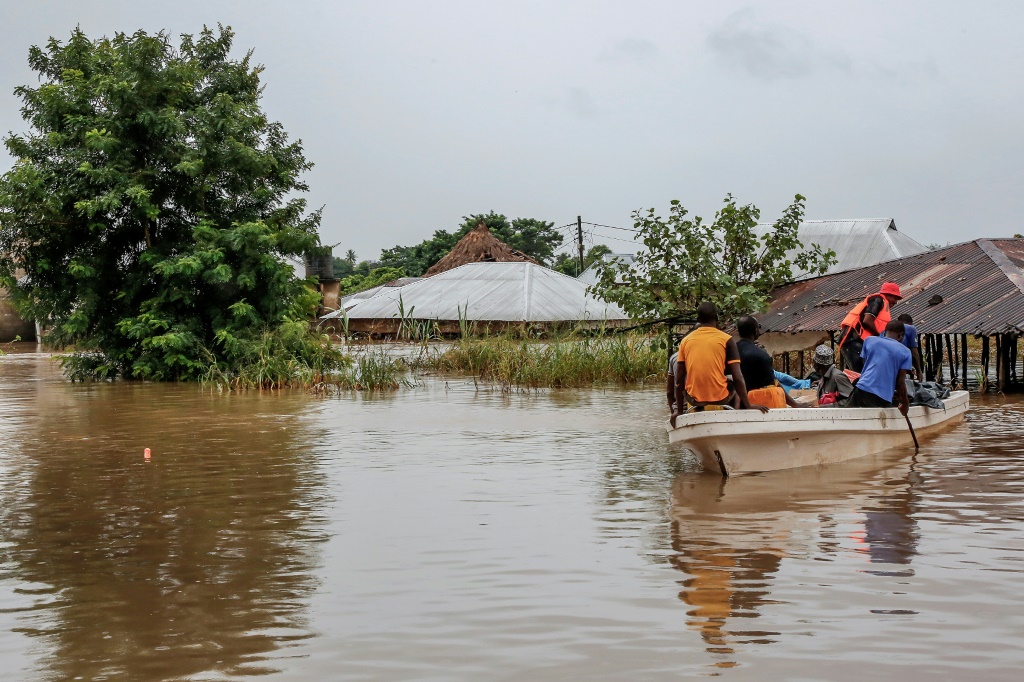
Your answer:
[379,211,563,276]
[590,195,836,322]
[0,26,335,381]
[553,244,612,277]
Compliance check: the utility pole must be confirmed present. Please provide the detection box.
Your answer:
[576,215,585,275]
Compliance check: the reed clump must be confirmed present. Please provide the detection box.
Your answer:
[335,347,413,392]
[415,332,664,390]
[199,323,410,392]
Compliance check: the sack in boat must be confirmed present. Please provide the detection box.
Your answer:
[905,377,949,409]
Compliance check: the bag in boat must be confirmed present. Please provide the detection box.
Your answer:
[904,377,949,409]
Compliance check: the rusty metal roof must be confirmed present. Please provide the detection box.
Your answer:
[760,239,1024,336]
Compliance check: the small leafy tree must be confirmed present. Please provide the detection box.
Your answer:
[591,194,835,321]
[0,26,340,381]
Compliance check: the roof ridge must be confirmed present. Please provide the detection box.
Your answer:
[977,239,1024,298]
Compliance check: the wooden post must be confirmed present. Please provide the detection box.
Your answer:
[1013,336,1020,387]
[997,334,1007,392]
[923,334,932,381]
[961,334,969,391]
[798,350,805,379]
[982,335,988,390]
[945,334,958,389]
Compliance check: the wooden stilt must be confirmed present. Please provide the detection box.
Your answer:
[997,334,1007,392]
[982,335,990,392]
[924,334,933,381]
[962,334,969,391]
[946,334,958,389]
[798,351,805,379]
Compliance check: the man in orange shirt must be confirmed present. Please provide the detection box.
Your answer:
[671,302,767,427]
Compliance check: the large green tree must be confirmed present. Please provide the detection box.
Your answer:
[0,26,332,381]
[379,211,563,276]
[591,194,836,321]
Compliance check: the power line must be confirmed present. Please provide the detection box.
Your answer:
[582,221,638,233]
[589,230,639,245]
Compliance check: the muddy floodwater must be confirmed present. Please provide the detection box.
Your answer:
[2,351,1024,680]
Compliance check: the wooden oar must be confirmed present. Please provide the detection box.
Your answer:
[904,413,919,450]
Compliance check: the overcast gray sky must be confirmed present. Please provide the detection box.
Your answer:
[3,1,1022,261]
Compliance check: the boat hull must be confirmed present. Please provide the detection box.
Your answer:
[666,391,969,475]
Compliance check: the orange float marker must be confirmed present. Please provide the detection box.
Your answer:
[144,447,151,461]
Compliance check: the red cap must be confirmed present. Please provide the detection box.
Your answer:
[880,282,902,299]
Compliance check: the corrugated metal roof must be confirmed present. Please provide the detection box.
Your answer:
[760,239,1024,336]
[334,262,628,323]
[335,277,424,311]
[752,219,927,279]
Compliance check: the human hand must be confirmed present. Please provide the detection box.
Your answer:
[748,404,770,414]
[670,411,679,428]
[899,402,909,417]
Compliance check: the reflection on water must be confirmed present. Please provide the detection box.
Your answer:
[3,352,1024,680]
[0,354,328,679]
[668,455,922,667]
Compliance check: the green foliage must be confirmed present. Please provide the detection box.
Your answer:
[339,266,406,296]
[553,244,613,276]
[414,332,664,390]
[332,249,357,277]
[379,211,563,276]
[0,26,327,381]
[590,194,836,321]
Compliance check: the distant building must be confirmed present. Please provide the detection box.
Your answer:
[577,219,926,287]
[753,219,927,279]
[0,281,34,343]
[423,222,537,277]
[323,262,628,335]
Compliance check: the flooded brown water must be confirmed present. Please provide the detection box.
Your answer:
[1,351,1023,680]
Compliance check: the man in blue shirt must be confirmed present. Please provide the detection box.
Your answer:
[846,320,913,415]
[897,313,923,380]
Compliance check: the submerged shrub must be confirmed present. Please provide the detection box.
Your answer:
[415,332,663,390]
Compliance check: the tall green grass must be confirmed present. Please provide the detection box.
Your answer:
[414,333,664,390]
[200,323,410,392]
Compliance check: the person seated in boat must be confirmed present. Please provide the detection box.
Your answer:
[837,282,903,373]
[811,344,854,406]
[735,315,801,409]
[671,302,767,427]
[844,320,912,415]
[897,313,923,381]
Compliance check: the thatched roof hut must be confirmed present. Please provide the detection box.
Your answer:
[424,222,537,277]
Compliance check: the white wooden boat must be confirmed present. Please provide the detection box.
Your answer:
[667,391,969,476]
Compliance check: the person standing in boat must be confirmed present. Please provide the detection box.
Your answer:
[811,344,854,406]
[897,313,923,381]
[735,315,801,408]
[837,282,903,372]
[845,320,913,415]
[671,302,767,427]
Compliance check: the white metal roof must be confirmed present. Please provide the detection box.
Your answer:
[576,253,637,286]
[753,219,927,278]
[336,277,423,311]
[333,262,628,322]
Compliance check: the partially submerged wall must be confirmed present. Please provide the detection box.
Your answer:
[0,287,34,342]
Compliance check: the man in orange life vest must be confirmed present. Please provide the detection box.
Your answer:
[838,282,903,373]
